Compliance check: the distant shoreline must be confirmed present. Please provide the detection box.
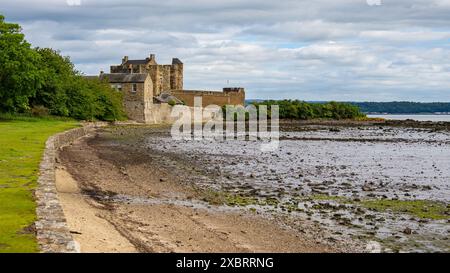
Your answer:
[366,113,450,115]
[367,114,450,123]
[246,100,450,116]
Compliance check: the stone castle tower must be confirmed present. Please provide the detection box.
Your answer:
[96,53,245,123]
[110,54,183,96]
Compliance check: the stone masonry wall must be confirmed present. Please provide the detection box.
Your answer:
[144,103,221,125]
[170,90,245,107]
[35,123,107,253]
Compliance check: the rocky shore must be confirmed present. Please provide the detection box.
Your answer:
[57,120,450,253]
[57,125,349,253]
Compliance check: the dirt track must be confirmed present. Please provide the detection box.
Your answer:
[56,127,342,253]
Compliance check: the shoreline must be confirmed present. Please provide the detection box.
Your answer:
[56,128,350,253]
[54,120,449,253]
[141,122,449,252]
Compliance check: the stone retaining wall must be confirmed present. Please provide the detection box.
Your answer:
[170,89,245,107]
[34,123,107,253]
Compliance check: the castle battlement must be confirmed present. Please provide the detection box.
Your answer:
[111,54,183,96]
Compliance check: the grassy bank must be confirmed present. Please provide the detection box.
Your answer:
[0,116,78,253]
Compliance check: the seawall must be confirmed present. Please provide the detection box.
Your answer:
[34,122,107,253]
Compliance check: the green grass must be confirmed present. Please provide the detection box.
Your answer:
[0,116,79,253]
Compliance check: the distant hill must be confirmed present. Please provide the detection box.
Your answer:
[246,100,450,114]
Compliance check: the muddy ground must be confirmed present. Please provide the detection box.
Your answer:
[57,126,353,253]
[57,120,450,253]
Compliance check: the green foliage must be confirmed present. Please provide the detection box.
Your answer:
[31,48,74,117]
[0,15,43,112]
[30,105,50,117]
[65,76,125,121]
[0,15,126,121]
[168,99,177,106]
[252,100,366,120]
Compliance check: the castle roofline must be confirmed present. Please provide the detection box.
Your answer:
[82,75,100,80]
[172,58,183,65]
[124,59,149,65]
[100,73,149,83]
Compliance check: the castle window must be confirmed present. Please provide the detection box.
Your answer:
[132,84,138,93]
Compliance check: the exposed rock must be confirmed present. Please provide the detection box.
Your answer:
[403,227,412,235]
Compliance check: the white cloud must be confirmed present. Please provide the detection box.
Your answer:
[1,0,450,101]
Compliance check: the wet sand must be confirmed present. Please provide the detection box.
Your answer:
[56,129,344,253]
[143,122,450,252]
[57,121,450,253]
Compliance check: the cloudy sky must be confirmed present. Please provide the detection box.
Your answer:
[2,0,450,101]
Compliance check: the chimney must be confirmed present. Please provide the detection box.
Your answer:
[122,56,129,64]
[149,54,156,62]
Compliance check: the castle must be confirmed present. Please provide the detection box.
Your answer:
[95,54,245,123]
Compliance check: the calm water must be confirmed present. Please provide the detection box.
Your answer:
[368,114,450,122]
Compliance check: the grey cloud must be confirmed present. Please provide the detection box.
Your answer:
[1,0,450,101]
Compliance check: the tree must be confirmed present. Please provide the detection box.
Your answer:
[0,15,43,112]
[0,15,126,121]
[30,48,75,116]
[64,76,125,121]
[252,100,366,120]
[32,48,125,121]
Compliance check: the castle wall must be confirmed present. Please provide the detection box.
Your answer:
[149,64,183,94]
[119,78,153,123]
[107,55,245,123]
[110,65,125,73]
[144,103,222,125]
[145,103,176,124]
[170,63,183,90]
[170,90,245,107]
[147,65,161,96]
[160,65,172,92]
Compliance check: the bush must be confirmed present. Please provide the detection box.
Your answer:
[168,99,177,106]
[31,105,49,117]
[65,76,125,121]
[31,48,73,117]
[252,100,366,120]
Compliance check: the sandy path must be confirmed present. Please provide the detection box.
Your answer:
[56,168,137,253]
[55,129,339,253]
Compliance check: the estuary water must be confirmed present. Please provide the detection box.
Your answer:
[368,114,450,122]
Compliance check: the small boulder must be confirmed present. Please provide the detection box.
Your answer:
[403,227,412,235]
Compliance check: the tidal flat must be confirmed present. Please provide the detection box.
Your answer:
[141,122,450,252]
